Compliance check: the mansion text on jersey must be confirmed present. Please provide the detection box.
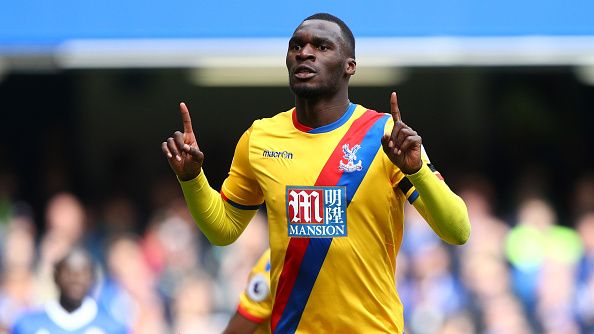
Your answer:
[289,224,346,237]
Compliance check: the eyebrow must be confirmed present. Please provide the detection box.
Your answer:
[288,36,336,47]
[312,37,335,46]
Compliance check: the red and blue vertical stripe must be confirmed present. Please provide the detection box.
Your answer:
[271,108,390,333]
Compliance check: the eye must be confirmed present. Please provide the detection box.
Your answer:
[318,45,328,51]
[291,44,302,51]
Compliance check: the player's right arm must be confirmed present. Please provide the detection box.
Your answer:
[161,102,261,245]
[223,249,272,334]
[223,312,261,334]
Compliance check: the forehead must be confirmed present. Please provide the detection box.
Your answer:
[292,19,343,43]
[59,253,91,272]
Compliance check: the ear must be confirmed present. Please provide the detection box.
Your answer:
[345,57,356,76]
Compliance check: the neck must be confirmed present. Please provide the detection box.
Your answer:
[294,90,350,128]
[59,296,83,313]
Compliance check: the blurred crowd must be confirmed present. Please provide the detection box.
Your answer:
[0,174,269,334]
[0,170,593,334]
[399,173,594,334]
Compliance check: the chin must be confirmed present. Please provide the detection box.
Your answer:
[290,82,330,98]
[292,87,322,98]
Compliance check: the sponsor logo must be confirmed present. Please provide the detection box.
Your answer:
[339,144,363,173]
[286,186,347,238]
[263,150,293,159]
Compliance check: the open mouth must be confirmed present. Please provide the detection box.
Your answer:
[294,65,317,79]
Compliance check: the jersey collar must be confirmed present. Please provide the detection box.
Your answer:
[292,103,356,134]
[45,297,98,330]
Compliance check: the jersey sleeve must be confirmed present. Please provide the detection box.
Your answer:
[393,145,438,204]
[409,163,470,245]
[178,126,262,246]
[237,249,272,323]
[221,126,264,209]
[382,118,470,245]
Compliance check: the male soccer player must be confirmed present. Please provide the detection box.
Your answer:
[162,13,470,333]
[11,247,127,334]
[223,249,272,334]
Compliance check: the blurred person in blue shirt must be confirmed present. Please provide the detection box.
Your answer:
[575,211,594,333]
[97,234,167,334]
[505,197,582,316]
[400,206,469,333]
[11,247,127,334]
[0,213,37,333]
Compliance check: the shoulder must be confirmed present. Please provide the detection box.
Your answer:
[352,105,391,127]
[11,310,48,333]
[253,249,271,274]
[251,109,294,132]
[93,309,128,333]
[245,249,271,302]
[351,104,391,127]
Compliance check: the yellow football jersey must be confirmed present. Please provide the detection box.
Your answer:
[221,104,427,333]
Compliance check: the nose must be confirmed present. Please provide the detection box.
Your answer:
[296,44,315,61]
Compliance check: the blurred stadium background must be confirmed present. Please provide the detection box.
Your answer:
[1,1,594,333]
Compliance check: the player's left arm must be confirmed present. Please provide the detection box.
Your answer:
[408,166,470,245]
[382,92,470,245]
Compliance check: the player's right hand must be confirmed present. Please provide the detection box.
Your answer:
[161,102,204,181]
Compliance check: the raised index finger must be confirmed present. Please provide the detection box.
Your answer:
[179,102,193,134]
[390,92,401,122]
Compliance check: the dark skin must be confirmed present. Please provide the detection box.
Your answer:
[286,19,355,128]
[222,312,260,334]
[54,253,94,313]
[162,19,422,181]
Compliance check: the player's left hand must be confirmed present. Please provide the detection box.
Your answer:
[381,92,423,175]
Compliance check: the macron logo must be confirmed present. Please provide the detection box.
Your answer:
[263,150,294,159]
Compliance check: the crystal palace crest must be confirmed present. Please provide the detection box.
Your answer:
[339,144,363,173]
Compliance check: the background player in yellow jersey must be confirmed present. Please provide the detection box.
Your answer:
[162,13,470,333]
[223,249,272,334]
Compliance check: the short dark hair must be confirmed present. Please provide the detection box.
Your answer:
[302,13,355,58]
[55,246,93,272]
